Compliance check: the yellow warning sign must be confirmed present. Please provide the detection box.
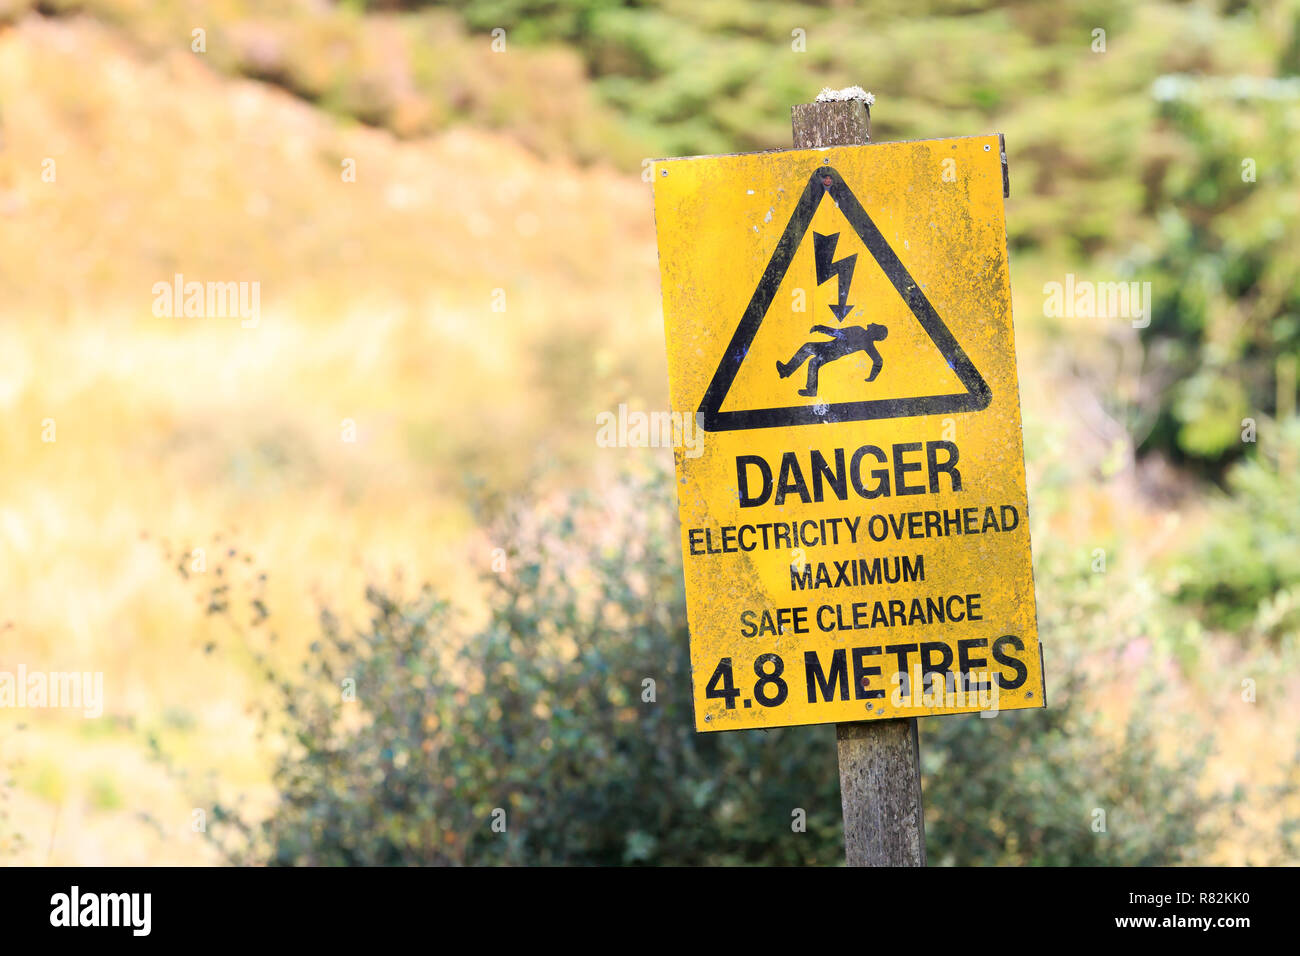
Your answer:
[653,135,1044,732]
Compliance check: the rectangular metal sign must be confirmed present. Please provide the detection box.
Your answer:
[653,135,1045,731]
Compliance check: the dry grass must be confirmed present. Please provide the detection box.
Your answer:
[0,14,663,864]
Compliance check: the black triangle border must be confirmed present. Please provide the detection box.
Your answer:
[697,165,993,431]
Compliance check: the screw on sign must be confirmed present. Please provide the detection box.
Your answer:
[650,91,1044,866]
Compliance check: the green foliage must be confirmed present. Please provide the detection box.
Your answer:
[1133,75,1300,468]
[1170,420,1300,639]
[922,573,1224,866]
[193,468,1238,866]
[430,0,1300,472]
[440,0,1139,158]
[203,474,843,865]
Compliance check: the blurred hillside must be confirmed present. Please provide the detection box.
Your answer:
[10,0,1297,470]
[0,9,666,863]
[0,0,1297,864]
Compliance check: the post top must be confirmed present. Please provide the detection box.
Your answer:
[815,86,875,106]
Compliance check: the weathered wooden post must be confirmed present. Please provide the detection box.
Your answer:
[790,93,927,867]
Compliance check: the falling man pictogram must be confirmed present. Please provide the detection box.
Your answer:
[777,323,889,396]
[776,230,887,397]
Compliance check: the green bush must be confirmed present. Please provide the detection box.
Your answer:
[921,573,1223,866]
[185,467,1244,865]
[1133,67,1300,470]
[1170,419,1300,639]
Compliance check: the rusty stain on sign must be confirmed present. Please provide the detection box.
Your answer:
[652,135,1045,732]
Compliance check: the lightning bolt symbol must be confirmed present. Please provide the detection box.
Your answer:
[813,232,857,322]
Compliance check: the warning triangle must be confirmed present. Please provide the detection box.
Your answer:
[698,165,992,432]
